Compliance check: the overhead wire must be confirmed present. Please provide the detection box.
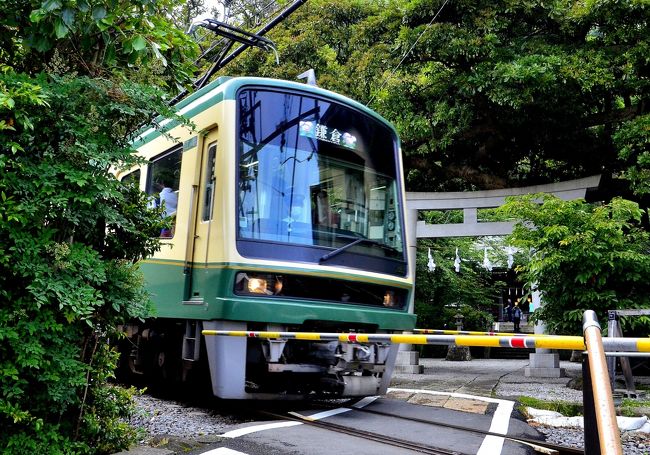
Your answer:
[367,0,450,106]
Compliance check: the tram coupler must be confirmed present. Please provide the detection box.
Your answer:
[261,339,287,362]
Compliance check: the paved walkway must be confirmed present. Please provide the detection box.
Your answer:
[390,357,584,403]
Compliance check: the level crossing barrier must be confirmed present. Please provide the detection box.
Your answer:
[203,310,645,454]
[414,328,551,337]
[202,329,650,353]
[582,310,623,455]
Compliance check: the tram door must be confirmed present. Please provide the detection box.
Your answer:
[184,131,220,304]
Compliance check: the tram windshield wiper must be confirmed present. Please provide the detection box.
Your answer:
[319,236,399,264]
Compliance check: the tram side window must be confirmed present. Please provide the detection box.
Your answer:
[120,169,141,188]
[202,143,217,222]
[147,147,182,238]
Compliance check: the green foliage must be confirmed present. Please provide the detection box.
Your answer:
[0,1,196,451]
[518,396,583,415]
[2,0,198,91]
[618,398,650,418]
[222,0,649,196]
[413,217,500,332]
[220,0,385,99]
[615,114,650,196]
[77,361,144,453]
[0,70,177,453]
[499,194,650,335]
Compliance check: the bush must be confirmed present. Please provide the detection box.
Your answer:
[499,195,650,335]
[0,73,174,454]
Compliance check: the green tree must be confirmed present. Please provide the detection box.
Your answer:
[0,70,174,455]
[0,0,197,452]
[413,211,502,332]
[220,0,649,197]
[498,194,650,335]
[2,0,197,89]
[415,239,499,329]
[374,0,649,193]
[222,0,283,28]
[615,114,650,197]
[414,235,502,357]
[215,0,649,340]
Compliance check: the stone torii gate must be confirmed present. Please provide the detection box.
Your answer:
[396,175,602,375]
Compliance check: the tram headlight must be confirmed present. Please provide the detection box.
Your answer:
[235,273,283,296]
[248,277,268,294]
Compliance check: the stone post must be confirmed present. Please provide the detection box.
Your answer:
[394,207,423,373]
[525,288,564,377]
[446,312,471,361]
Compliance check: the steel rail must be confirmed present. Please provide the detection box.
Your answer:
[201,329,650,352]
[316,400,582,455]
[583,310,623,455]
[260,410,464,455]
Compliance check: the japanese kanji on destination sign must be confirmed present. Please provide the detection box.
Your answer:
[299,120,358,149]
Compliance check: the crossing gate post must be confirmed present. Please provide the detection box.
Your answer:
[582,354,600,454]
[607,309,643,397]
[582,310,623,455]
[607,310,617,389]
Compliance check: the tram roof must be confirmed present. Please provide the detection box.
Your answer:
[131,76,397,149]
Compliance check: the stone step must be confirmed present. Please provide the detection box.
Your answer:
[494,321,534,334]
[395,350,424,373]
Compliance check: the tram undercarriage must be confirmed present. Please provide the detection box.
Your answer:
[243,335,395,397]
[118,319,399,399]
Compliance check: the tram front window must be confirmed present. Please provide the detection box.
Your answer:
[237,88,404,260]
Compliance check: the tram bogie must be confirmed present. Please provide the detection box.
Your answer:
[117,76,415,399]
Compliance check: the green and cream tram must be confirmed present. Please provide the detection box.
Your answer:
[117,77,415,399]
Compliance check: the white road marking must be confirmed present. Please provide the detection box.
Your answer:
[288,396,381,421]
[203,398,379,453]
[220,421,302,438]
[477,435,508,454]
[388,387,515,455]
[220,405,356,438]
[289,407,351,421]
[476,398,515,455]
[488,398,516,434]
[201,448,249,455]
[352,395,380,408]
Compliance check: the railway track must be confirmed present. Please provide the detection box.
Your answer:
[259,399,584,455]
[136,389,585,454]
[260,409,464,455]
